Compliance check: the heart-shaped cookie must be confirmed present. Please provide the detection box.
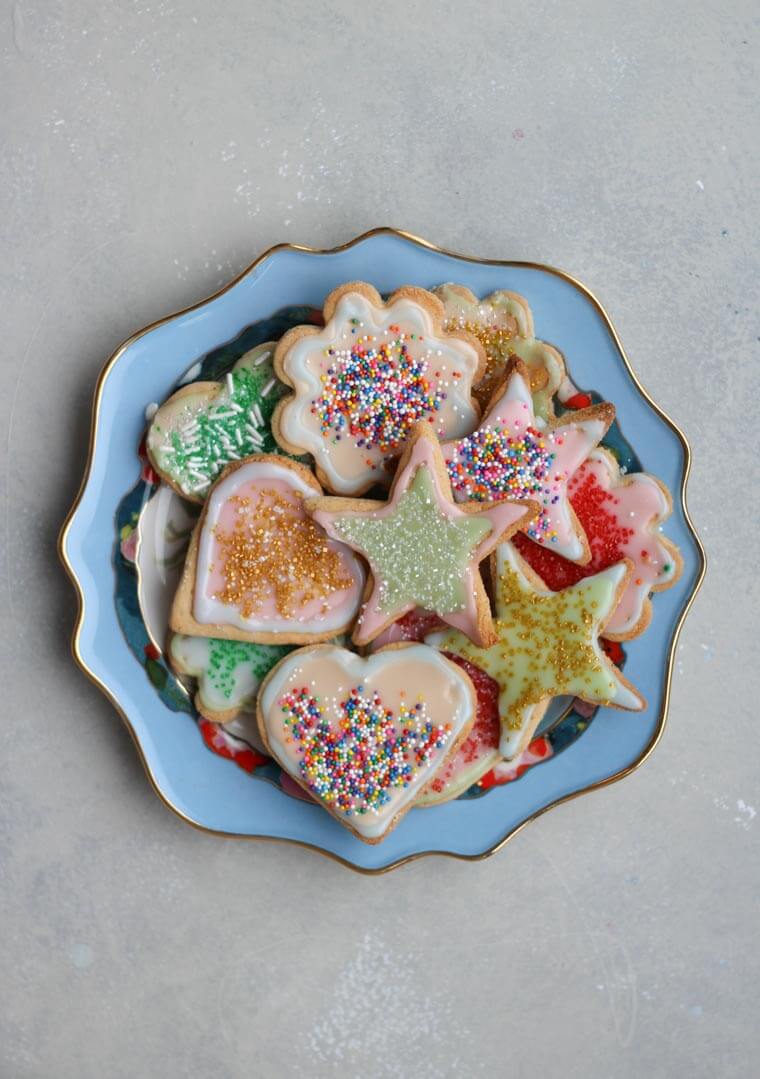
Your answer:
[170,456,365,645]
[257,644,476,843]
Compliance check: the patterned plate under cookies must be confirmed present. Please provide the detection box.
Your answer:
[59,229,705,873]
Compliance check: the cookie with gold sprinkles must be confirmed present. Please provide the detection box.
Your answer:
[434,283,566,417]
[426,541,645,760]
[170,455,365,645]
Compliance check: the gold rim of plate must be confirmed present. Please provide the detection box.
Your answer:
[57,227,707,875]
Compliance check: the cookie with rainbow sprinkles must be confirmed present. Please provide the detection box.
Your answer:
[441,357,614,563]
[256,643,477,843]
[272,282,486,496]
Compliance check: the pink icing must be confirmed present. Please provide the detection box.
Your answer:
[572,455,675,634]
[441,365,610,562]
[195,461,364,632]
[513,449,678,637]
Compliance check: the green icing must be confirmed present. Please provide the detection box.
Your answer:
[154,353,287,495]
[508,337,560,421]
[330,466,491,614]
[432,557,619,737]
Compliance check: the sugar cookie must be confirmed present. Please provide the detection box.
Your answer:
[416,653,502,805]
[441,357,614,563]
[309,423,537,648]
[426,542,644,760]
[170,456,365,644]
[272,282,485,495]
[257,643,476,843]
[147,343,285,501]
[169,633,293,723]
[513,447,683,638]
[434,283,565,417]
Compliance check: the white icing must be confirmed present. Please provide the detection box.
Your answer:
[553,416,610,563]
[279,292,481,495]
[503,365,535,409]
[170,634,263,713]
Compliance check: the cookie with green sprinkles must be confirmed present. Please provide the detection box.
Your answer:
[169,633,294,723]
[147,342,287,502]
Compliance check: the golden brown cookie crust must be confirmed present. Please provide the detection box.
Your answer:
[255,641,477,844]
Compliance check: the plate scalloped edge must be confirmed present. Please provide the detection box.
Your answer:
[58,227,707,875]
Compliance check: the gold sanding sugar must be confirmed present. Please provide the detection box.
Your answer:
[495,565,607,721]
[212,489,353,619]
[445,314,548,405]
[445,315,516,403]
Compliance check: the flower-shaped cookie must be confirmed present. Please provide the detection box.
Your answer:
[513,447,683,638]
[309,424,537,648]
[434,283,566,417]
[272,282,486,495]
[257,643,477,843]
[147,343,285,501]
[427,542,644,760]
[441,357,614,563]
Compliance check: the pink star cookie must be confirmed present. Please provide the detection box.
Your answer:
[441,357,614,563]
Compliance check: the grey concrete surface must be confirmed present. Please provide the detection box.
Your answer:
[2,2,758,1076]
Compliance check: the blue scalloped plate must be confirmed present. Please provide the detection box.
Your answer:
[60,229,704,873]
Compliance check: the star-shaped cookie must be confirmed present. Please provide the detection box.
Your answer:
[440,357,615,563]
[426,541,645,760]
[308,424,538,648]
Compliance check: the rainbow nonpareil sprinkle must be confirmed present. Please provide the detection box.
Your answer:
[447,423,563,544]
[311,337,447,453]
[278,685,452,816]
